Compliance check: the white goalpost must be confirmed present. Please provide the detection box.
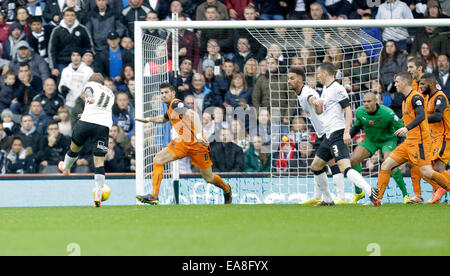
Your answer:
[135,18,450,204]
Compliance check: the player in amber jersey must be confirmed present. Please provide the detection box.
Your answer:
[135,83,232,205]
[376,72,450,206]
[408,73,450,204]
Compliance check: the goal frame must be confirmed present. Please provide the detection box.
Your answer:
[135,18,450,199]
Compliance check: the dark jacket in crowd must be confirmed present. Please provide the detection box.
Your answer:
[36,133,70,165]
[16,126,42,155]
[9,52,51,83]
[6,149,36,174]
[121,1,152,39]
[244,144,271,172]
[210,141,244,172]
[32,92,65,118]
[105,144,128,172]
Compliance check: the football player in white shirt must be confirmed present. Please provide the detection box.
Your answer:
[58,73,115,207]
[287,68,347,204]
[310,62,379,206]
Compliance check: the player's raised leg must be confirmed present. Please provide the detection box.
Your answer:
[58,141,82,176]
[136,148,175,205]
[200,167,232,204]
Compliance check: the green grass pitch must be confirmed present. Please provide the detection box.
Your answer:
[0,204,448,256]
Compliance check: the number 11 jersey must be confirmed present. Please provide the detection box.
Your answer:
[80,81,115,129]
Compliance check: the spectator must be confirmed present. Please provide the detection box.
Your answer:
[141,0,169,20]
[93,31,133,81]
[1,109,20,136]
[417,42,439,73]
[104,134,128,172]
[253,0,288,20]
[109,123,130,153]
[232,36,255,73]
[115,64,134,92]
[323,44,351,78]
[265,43,288,73]
[124,134,135,172]
[252,61,269,115]
[28,100,51,134]
[120,36,134,54]
[243,58,258,89]
[121,0,152,39]
[27,16,54,63]
[0,71,18,114]
[16,114,42,156]
[199,5,234,56]
[425,0,449,21]
[144,10,167,40]
[104,76,118,94]
[84,0,122,19]
[0,122,14,151]
[370,79,392,107]
[274,136,298,173]
[58,49,94,110]
[210,127,244,172]
[8,40,50,82]
[297,47,316,73]
[256,108,272,150]
[81,49,94,68]
[224,72,252,109]
[203,39,225,75]
[225,0,252,20]
[244,135,271,172]
[2,22,27,61]
[14,6,31,36]
[6,136,36,174]
[143,43,172,76]
[288,116,310,143]
[48,7,94,77]
[351,51,372,92]
[230,118,250,151]
[85,0,128,53]
[196,0,229,21]
[25,0,46,21]
[11,63,43,115]
[112,92,135,139]
[258,58,268,76]
[36,121,70,172]
[214,59,236,100]
[349,0,377,19]
[189,72,217,113]
[44,0,86,26]
[323,0,351,19]
[377,40,407,92]
[307,2,328,20]
[435,54,450,98]
[410,26,447,56]
[167,13,200,71]
[57,106,72,136]
[0,11,10,45]
[232,4,266,61]
[32,78,65,120]
[202,58,218,91]
[298,140,314,169]
[360,13,383,62]
[165,0,193,22]
[375,0,414,51]
[202,111,215,141]
[170,58,193,100]
[268,57,295,121]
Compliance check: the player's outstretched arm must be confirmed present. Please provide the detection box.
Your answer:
[308,96,323,114]
[135,115,168,124]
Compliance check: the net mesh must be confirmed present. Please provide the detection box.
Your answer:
[246,27,383,200]
[141,34,172,196]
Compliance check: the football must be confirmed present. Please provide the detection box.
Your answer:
[93,184,111,202]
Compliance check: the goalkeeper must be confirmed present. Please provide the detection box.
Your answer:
[349,92,410,203]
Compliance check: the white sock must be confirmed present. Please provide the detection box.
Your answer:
[94,174,105,200]
[63,154,78,171]
[314,179,322,200]
[333,173,345,200]
[315,172,333,203]
[346,169,372,196]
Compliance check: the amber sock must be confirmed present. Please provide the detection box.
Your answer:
[410,166,423,197]
[211,174,230,193]
[377,169,391,200]
[151,163,164,197]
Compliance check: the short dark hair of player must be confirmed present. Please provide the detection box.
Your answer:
[318,62,336,76]
[420,72,437,82]
[89,73,105,85]
[160,83,175,91]
[289,67,306,80]
[407,57,426,73]
[395,72,413,85]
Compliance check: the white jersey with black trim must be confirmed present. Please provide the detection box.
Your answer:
[296,84,326,138]
[320,80,348,138]
[79,81,115,128]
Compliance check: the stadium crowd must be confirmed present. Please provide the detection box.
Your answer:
[0,0,448,174]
